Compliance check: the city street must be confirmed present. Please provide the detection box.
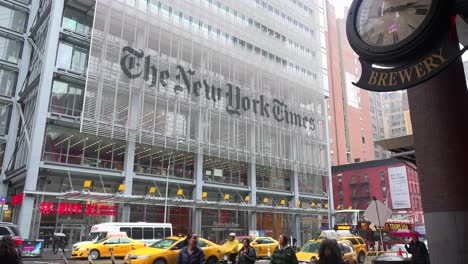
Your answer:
[23,259,272,264]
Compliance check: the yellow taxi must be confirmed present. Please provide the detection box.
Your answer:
[296,239,358,264]
[338,236,367,264]
[124,236,221,264]
[71,237,145,260]
[225,236,278,258]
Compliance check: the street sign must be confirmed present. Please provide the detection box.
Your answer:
[364,200,392,227]
[0,196,6,204]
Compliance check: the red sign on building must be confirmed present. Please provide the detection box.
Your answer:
[40,202,117,216]
[11,193,24,206]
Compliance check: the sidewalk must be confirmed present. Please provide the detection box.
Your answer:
[25,248,71,261]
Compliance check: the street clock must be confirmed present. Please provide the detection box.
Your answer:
[346,0,467,91]
[347,0,453,65]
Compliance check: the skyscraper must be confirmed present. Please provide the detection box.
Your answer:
[0,0,330,244]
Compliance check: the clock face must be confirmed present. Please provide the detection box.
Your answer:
[356,0,432,47]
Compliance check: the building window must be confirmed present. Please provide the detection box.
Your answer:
[351,175,355,184]
[0,4,27,33]
[50,80,84,117]
[0,36,22,64]
[256,165,291,191]
[0,68,17,97]
[134,144,195,180]
[62,7,92,34]
[380,171,385,182]
[56,42,88,73]
[364,174,368,182]
[0,142,5,170]
[43,124,125,170]
[0,102,11,135]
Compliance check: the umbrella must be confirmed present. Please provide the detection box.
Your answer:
[389,229,420,238]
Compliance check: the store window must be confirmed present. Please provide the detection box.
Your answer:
[0,102,11,135]
[56,42,88,73]
[62,7,92,34]
[0,68,17,97]
[43,124,125,170]
[0,36,22,64]
[0,4,27,33]
[50,80,84,117]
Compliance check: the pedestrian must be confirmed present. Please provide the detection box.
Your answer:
[405,235,430,264]
[317,239,344,264]
[57,236,67,255]
[52,235,58,254]
[237,238,256,264]
[219,232,239,263]
[310,256,318,264]
[0,236,22,264]
[270,234,298,264]
[176,232,205,264]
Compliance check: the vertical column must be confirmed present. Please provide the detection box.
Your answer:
[192,153,203,234]
[247,162,256,231]
[323,99,334,228]
[120,140,135,222]
[292,169,301,246]
[17,0,64,239]
[407,56,468,264]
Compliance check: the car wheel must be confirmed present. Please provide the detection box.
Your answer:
[358,251,366,264]
[89,249,100,260]
[206,256,218,264]
[154,258,167,264]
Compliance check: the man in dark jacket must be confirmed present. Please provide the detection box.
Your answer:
[270,234,298,264]
[237,238,256,264]
[176,232,205,264]
[405,235,429,264]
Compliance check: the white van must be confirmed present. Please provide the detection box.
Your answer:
[73,222,172,248]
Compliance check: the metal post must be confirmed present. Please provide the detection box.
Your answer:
[87,248,93,264]
[109,247,115,264]
[373,196,384,251]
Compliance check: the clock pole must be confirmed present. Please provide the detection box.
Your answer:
[406,39,468,263]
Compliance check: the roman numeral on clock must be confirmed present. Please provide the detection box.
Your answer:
[376,33,384,45]
[408,24,416,31]
[393,32,399,43]
[415,8,428,15]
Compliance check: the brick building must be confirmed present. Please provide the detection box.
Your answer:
[332,159,424,225]
[324,2,385,165]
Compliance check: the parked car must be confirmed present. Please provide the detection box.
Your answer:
[296,239,358,264]
[0,222,22,246]
[388,244,412,258]
[71,237,145,260]
[124,235,221,264]
[338,236,367,263]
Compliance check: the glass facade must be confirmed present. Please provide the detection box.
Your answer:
[3,0,330,243]
[0,101,11,135]
[0,4,27,33]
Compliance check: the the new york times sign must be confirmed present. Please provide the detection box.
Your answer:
[120,46,316,131]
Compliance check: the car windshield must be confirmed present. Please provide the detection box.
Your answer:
[149,239,178,249]
[89,232,107,242]
[95,238,109,244]
[301,242,320,253]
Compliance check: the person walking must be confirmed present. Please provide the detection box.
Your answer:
[317,239,344,264]
[405,235,430,264]
[219,232,239,264]
[270,234,298,264]
[176,232,205,264]
[237,238,256,264]
[0,236,22,264]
